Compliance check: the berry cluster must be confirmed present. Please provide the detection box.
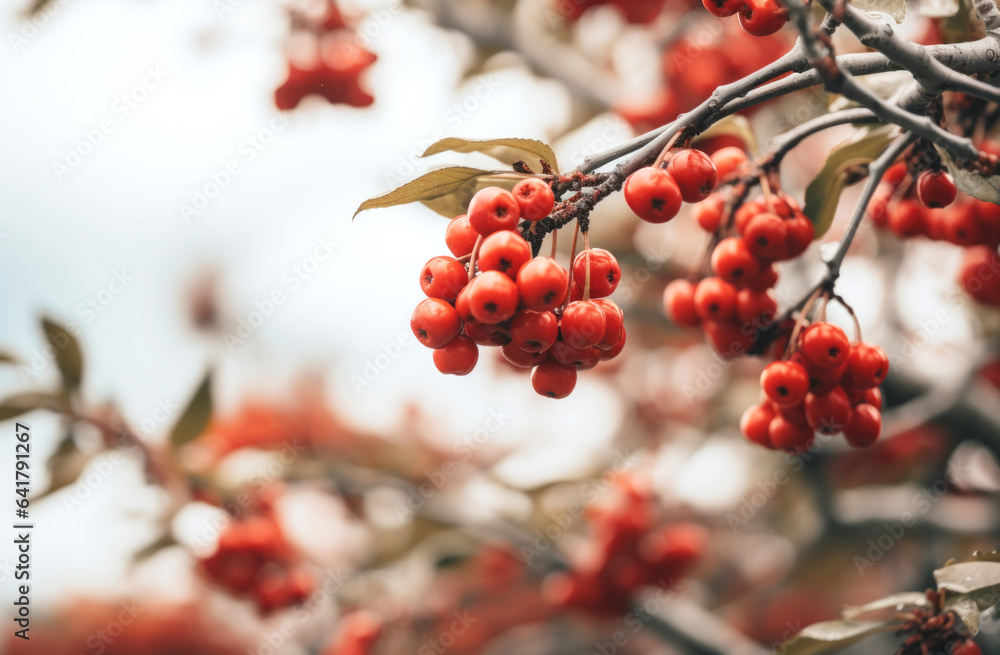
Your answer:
[274,1,376,110]
[702,0,789,37]
[199,511,314,614]
[741,322,889,451]
[543,475,705,615]
[893,591,981,655]
[411,179,627,398]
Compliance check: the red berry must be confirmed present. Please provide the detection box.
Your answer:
[702,0,744,17]
[517,257,569,311]
[888,199,927,238]
[593,299,624,349]
[464,321,510,347]
[512,178,555,221]
[784,214,815,257]
[703,320,754,359]
[799,322,850,370]
[768,415,814,452]
[943,202,983,246]
[420,256,467,303]
[711,147,748,180]
[694,277,738,322]
[864,387,883,411]
[509,309,559,353]
[736,288,777,329]
[573,249,621,298]
[804,387,851,434]
[710,237,761,286]
[916,170,957,209]
[531,361,577,398]
[501,342,548,368]
[952,639,982,655]
[455,285,473,321]
[693,194,726,233]
[561,300,607,349]
[843,403,881,447]
[741,403,775,448]
[468,187,521,236]
[744,212,788,260]
[478,230,531,279]
[600,325,627,360]
[550,341,601,368]
[667,149,718,203]
[433,335,479,375]
[445,215,478,258]
[739,0,787,37]
[411,298,461,349]
[844,342,889,389]
[806,360,847,396]
[761,360,810,407]
[734,200,762,236]
[746,263,779,291]
[468,271,520,324]
[624,167,683,223]
[664,279,701,327]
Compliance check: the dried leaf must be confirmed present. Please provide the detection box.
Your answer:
[354,167,496,218]
[853,0,906,22]
[422,137,560,173]
[0,391,64,421]
[776,620,902,655]
[934,144,1000,205]
[935,561,1000,634]
[41,318,83,390]
[842,592,931,619]
[170,372,213,448]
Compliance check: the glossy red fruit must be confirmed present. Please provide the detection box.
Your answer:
[623,167,683,223]
[768,415,814,452]
[741,403,775,448]
[509,309,559,353]
[468,187,521,236]
[943,202,983,246]
[761,360,810,407]
[804,387,851,434]
[464,321,510,347]
[455,285,473,321]
[531,361,578,398]
[746,263,779,291]
[739,0,788,37]
[600,326,626,360]
[593,299,624,349]
[711,237,761,286]
[711,146,748,180]
[806,360,847,396]
[561,300,607,349]
[433,336,478,375]
[468,271,520,324]
[843,403,881,447]
[784,214,815,257]
[736,288,777,328]
[916,170,957,209]
[512,178,555,221]
[694,194,726,233]
[744,212,788,260]
[411,299,462,349]
[517,257,569,311]
[844,342,890,389]
[887,199,927,238]
[799,322,851,370]
[734,201,762,236]
[864,387,883,411]
[478,230,531,279]
[694,277,738,322]
[951,639,982,655]
[420,256,467,303]
[573,248,621,298]
[501,342,548,368]
[550,341,601,368]
[664,279,701,327]
[702,0,744,17]
[667,149,718,203]
[703,320,754,359]
[445,215,478,258]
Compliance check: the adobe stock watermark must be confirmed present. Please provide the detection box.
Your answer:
[51,65,169,181]
[8,0,72,52]
[76,269,134,323]
[179,115,290,223]
[393,408,511,524]
[222,235,340,351]
[350,331,417,395]
[81,600,145,654]
[591,579,681,655]
[521,449,638,565]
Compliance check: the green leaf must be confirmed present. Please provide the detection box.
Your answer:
[803,129,894,239]
[776,619,902,655]
[0,392,64,421]
[842,592,931,620]
[41,318,83,390]
[419,174,520,219]
[421,137,560,174]
[852,0,905,22]
[694,116,757,153]
[933,144,1000,205]
[935,560,1000,634]
[354,167,497,218]
[170,372,213,448]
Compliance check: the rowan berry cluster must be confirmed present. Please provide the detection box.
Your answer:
[274,0,376,110]
[411,179,626,399]
[742,321,889,451]
[199,510,314,614]
[543,475,705,615]
[702,0,789,37]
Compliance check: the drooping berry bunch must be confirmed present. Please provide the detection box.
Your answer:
[701,0,789,37]
[741,319,889,452]
[199,510,314,614]
[543,474,706,615]
[274,0,376,110]
[893,591,981,655]
[411,178,627,399]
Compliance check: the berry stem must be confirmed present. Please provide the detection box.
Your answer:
[468,234,483,282]
[549,227,558,260]
[562,220,581,312]
[582,231,591,302]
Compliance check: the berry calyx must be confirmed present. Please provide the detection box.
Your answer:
[710,237,761,286]
[743,212,787,260]
[761,360,810,407]
[623,167,683,223]
[738,0,788,37]
[468,187,521,236]
[702,0,744,17]
[512,178,555,221]
[694,277,738,322]
[509,309,559,353]
[420,256,468,303]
